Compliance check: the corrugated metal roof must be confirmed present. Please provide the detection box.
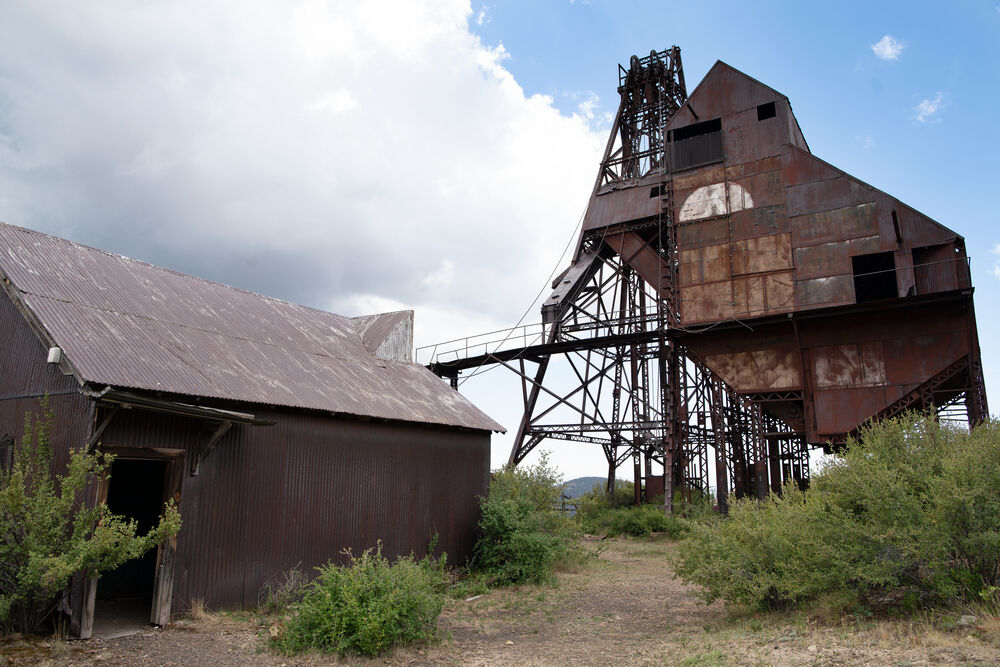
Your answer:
[0,222,503,432]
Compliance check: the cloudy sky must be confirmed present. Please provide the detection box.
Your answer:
[2,1,998,479]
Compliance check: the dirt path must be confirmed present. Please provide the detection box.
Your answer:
[5,539,999,666]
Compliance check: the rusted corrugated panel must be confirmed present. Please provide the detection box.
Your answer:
[722,106,787,165]
[0,223,502,433]
[97,406,489,614]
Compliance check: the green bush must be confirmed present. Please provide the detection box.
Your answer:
[273,543,448,656]
[0,400,181,635]
[674,415,1000,613]
[471,453,579,585]
[576,480,715,537]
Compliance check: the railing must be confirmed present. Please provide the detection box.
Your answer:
[415,322,553,366]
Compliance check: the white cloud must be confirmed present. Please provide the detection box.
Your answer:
[914,92,946,122]
[0,0,605,345]
[871,34,904,61]
[991,244,1000,279]
[475,4,490,26]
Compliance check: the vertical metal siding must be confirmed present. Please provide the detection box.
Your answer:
[97,406,489,615]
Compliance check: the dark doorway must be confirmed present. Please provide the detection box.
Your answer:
[95,458,167,634]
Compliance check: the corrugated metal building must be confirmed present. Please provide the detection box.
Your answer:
[0,222,502,636]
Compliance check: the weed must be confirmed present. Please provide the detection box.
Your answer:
[256,564,308,614]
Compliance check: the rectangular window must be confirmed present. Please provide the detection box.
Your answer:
[669,118,723,171]
[852,252,897,302]
[757,101,776,121]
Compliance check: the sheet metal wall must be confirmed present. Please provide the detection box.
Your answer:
[97,407,490,613]
[0,287,93,472]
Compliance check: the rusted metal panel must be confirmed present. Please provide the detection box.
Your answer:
[813,342,887,389]
[672,163,725,191]
[794,275,854,308]
[680,280,737,323]
[731,233,792,275]
[794,241,850,280]
[730,204,788,241]
[582,181,662,232]
[731,170,784,209]
[790,203,878,247]
[726,156,781,181]
[677,217,729,249]
[722,106,787,165]
[780,144,840,187]
[764,271,795,313]
[812,386,897,436]
[882,330,968,386]
[0,223,502,433]
[679,243,730,286]
[703,347,801,392]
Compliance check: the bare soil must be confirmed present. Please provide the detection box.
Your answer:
[5,539,999,666]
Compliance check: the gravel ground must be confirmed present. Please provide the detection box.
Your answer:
[4,539,999,666]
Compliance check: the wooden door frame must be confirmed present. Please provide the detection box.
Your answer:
[79,447,184,638]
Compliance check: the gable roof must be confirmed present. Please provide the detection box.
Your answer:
[0,223,503,433]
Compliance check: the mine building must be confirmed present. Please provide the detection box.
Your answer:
[0,222,502,637]
[426,48,986,511]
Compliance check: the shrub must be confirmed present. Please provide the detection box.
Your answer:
[674,415,1000,613]
[273,543,448,656]
[256,564,308,614]
[471,453,579,585]
[576,481,714,538]
[0,399,181,635]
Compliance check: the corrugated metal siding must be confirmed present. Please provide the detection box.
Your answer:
[96,407,489,614]
[0,223,501,432]
[0,287,92,473]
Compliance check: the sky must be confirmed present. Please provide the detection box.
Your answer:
[1,1,998,481]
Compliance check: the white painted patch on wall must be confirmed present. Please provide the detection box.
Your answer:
[679,183,754,222]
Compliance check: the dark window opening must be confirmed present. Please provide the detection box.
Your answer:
[649,185,663,198]
[670,117,721,142]
[852,252,897,302]
[669,118,723,170]
[891,209,902,244]
[757,101,776,121]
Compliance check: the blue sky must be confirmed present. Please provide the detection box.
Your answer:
[0,1,997,479]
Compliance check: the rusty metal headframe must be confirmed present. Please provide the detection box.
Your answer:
[423,46,988,513]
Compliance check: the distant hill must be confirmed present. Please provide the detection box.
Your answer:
[562,476,606,498]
